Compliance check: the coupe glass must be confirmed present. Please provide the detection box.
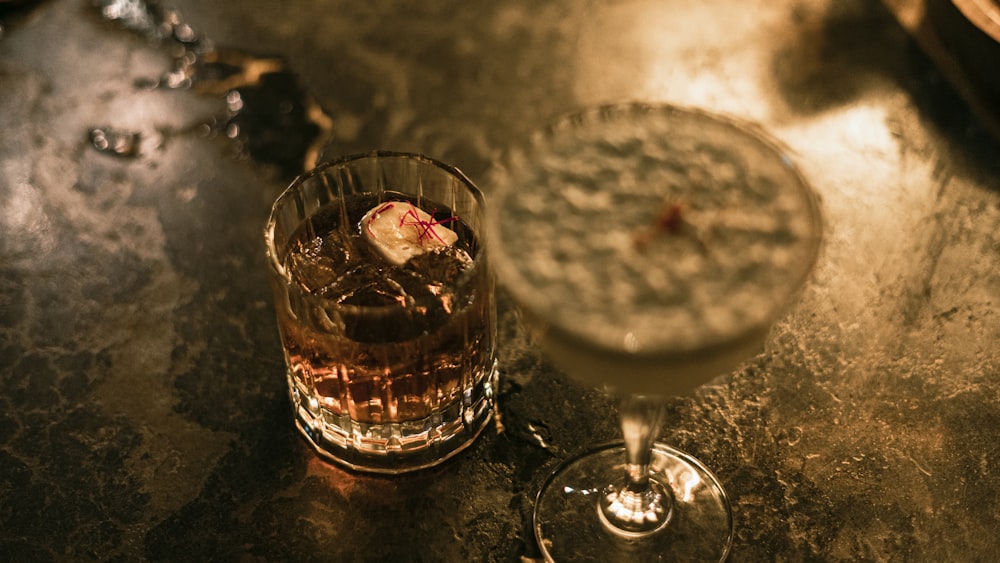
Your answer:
[486,103,822,561]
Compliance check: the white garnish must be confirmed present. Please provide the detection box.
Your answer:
[362,201,458,265]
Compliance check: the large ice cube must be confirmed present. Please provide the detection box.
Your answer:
[321,262,456,342]
[322,263,410,306]
[288,234,346,292]
[406,246,473,287]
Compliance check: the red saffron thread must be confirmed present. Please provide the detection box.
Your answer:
[657,203,684,234]
[634,201,685,249]
[395,203,459,245]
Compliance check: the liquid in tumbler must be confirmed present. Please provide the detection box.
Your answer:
[269,176,497,473]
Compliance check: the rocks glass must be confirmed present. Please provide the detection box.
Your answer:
[264,151,498,473]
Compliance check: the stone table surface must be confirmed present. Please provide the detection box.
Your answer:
[2,0,999,561]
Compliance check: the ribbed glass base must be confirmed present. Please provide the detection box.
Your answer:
[289,361,498,474]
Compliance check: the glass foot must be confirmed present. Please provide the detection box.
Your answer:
[534,441,733,562]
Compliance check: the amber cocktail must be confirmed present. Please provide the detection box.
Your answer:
[265,152,498,473]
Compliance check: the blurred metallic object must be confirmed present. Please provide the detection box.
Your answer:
[884,0,1000,139]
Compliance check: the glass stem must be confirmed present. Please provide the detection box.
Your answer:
[623,394,664,486]
[598,393,674,537]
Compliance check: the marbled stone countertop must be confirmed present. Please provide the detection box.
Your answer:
[1,0,998,561]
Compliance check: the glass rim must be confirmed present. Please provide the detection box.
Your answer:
[264,150,489,314]
[486,101,824,359]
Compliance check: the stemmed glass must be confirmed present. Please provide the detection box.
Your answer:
[485,103,822,561]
